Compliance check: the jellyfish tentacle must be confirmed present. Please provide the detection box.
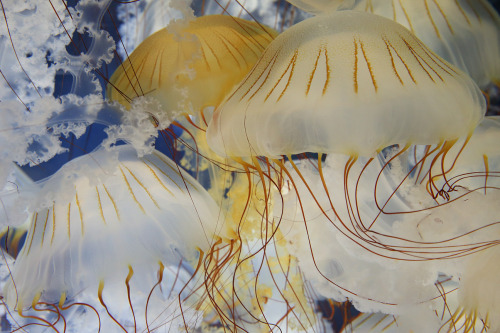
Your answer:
[97,280,127,333]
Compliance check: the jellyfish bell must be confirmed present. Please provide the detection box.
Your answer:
[347,0,500,89]
[206,10,485,158]
[107,14,278,115]
[3,144,223,330]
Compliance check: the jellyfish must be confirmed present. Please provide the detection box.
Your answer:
[107,14,278,114]
[207,10,484,157]
[2,144,225,331]
[346,0,500,90]
[206,8,492,320]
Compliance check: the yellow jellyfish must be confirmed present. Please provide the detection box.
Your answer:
[4,145,222,331]
[347,0,500,89]
[107,15,278,114]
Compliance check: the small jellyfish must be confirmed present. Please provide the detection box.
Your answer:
[4,145,223,331]
[107,15,277,114]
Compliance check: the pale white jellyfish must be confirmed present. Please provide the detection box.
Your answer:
[205,8,490,324]
[3,145,223,331]
[282,0,500,88]
[207,10,484,157]
[345,0,500,89]
[273,141,499,328]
